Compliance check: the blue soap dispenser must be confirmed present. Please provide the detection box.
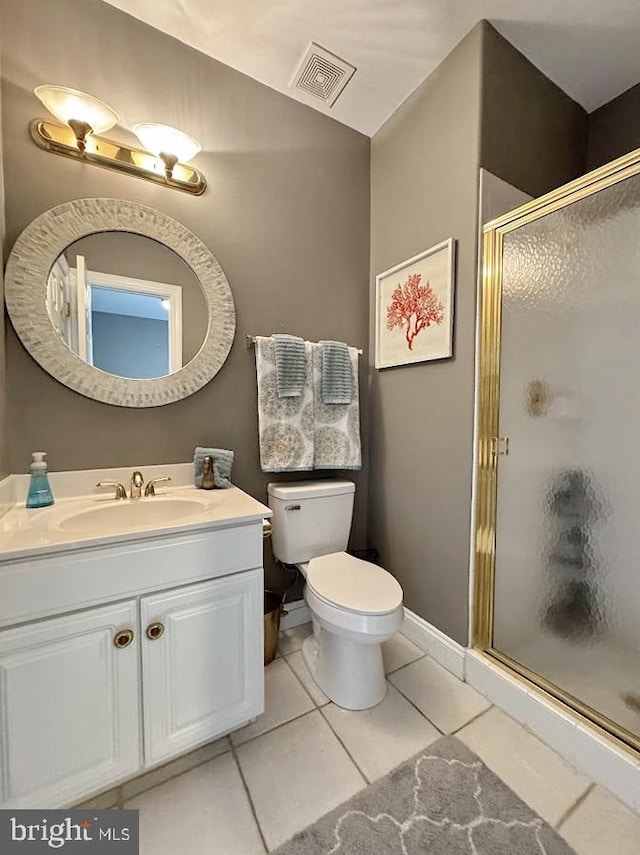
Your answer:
[26,451,55,508]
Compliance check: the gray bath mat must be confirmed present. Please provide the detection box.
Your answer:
[273,736,575,854]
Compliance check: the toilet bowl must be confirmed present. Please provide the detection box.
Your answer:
[300,552,403,709]
[268,479,404,710]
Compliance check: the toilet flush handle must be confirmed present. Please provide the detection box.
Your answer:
[285,504,301,511]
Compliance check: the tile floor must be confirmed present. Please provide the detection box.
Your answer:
[113,623,639,854]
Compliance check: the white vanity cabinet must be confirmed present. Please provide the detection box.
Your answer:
[140,570,263,766]
[0,601,141,809]
[0,503,268,810]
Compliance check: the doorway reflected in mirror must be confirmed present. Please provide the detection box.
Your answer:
[46,231,208,380]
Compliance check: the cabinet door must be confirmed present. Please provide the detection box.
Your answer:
[0,601,140,808]
[141,569,263,766]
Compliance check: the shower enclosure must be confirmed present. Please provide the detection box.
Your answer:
[475,150,640,755]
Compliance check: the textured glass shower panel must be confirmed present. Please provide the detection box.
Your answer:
[493,174,640,740]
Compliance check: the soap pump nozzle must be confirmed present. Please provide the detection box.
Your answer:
[31,451,48,471]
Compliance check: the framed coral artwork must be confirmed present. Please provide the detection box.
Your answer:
[374,238,456,369]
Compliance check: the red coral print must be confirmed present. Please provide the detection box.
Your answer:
[386,273,445,350]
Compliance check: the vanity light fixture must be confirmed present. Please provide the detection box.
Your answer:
[133,124,201,180]
[34,85,119,152]
[30,85,206,196]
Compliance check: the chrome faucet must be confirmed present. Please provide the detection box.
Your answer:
[96,481,127,500]
[144,476,172,497]
[130,471,144,499]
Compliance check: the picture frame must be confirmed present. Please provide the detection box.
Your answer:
[374,238,456,369]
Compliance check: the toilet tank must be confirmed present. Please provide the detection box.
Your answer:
[267,480,355,564]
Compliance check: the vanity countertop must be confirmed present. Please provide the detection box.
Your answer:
[0,485,271,563]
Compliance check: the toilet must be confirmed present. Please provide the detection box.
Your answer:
[268,479,404,710]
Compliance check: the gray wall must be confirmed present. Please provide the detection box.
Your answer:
[480,22,588,197]
[369,23,483,644]
[587,83,640,170]
[1,0,371,562]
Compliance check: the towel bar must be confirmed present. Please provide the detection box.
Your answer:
[246,335,363,355]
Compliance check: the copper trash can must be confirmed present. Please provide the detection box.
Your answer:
[264,591,287,665]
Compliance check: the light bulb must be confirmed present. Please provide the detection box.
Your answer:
[133,123,201,164]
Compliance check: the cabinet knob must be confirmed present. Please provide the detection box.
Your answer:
[114,629,135,649]
[146,622,165,641]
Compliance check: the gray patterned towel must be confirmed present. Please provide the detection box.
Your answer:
[312,343,361,470]
[320,340,353,404]
[273,334,307,397]
[255,336,314,472]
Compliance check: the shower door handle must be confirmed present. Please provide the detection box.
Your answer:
[491,436,509,457]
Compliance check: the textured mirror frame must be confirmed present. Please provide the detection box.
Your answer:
[4,198,235,407]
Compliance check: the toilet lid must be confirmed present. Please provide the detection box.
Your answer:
[307,552,403,615]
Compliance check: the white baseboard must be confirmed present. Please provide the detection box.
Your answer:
[465,649,640,815]
[280,599,311,630]
[402,608,466,680]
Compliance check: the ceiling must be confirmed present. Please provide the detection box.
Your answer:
[102,0,640,136]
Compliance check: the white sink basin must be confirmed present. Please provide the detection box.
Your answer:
[57,497,212,533]
[0,481,271,564]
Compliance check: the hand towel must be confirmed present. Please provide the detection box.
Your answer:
[273,334,307,397]
[255,336,314,472]
[312,343,361,470]
[320,340,353,404]
[194,447,234,488]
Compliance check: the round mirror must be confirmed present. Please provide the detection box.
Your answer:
[5,199,235,407]
[48,233,208,380]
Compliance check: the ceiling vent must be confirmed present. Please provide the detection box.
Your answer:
[291,42,356,107]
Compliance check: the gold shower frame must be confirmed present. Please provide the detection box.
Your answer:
[474,146,640,758]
